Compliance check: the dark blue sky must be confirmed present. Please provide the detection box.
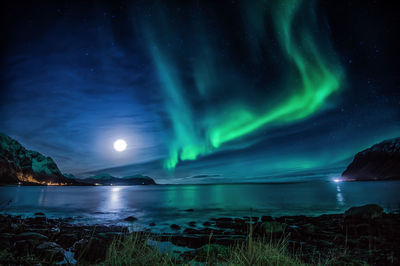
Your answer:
[1,0,399,183]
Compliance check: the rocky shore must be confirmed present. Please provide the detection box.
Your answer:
[1,204,399,265]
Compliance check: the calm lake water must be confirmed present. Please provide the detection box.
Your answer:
[1,181,399,232]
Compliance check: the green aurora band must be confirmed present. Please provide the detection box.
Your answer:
[144,0,344,170]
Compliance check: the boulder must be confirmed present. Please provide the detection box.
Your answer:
[56,233,78,249]
[261,216,273,222]
[35,242,65,262]
[170,235,209,248]
[302,223,316,234]
[261,221,285,234]
[203,221,212,226]
[196,244,230,259]
[0,238,10,250]
[74,237,108,263]
[243,216,259,222]
[14,232,48,241]
[344,204,383,221]
[124,216,138,222]
[188,221,196,227]
[355,223,371,235]
[14,239,37,252]
[170,224,181,230]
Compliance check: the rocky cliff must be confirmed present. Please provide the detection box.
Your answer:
[342,137,400,180]
[0,133,76,185]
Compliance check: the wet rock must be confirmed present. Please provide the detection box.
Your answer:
[170,235,209,248]
[10,223,21,232]
[0,233,15,240]
[214,236,246,246]
[0,238,10,250]
[302,223,315,234]
[50,226,60,234]
[261,216,273,222]
[26,228,49,235]
[74,237,108,263]
[212,217,233,223]
[333,234,346,244]
[0,221,9,233]
[14,232,48,242]
[195,244,230,259]
[35,241,65,262]
[109,225,129,233]
[183,227,222,235]
[57,233,78,249]
[344,204,383,222]
[97,232,126,242]
[184,209,194,212]
[318,240,334,248]
[234,218,245,224]
[33,215,47,222]
[261,221,285,234]
[213,218,240,229]
[358,236,371,249]
[243,216,259,222]
[14,239,37,252]
[170,224,181,230]
[356,223,371,235]
[203,221,212,226]
[188,221,196,227]
[124,216,138,222]
[34,212,45,216]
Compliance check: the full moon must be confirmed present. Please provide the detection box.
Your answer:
[113,139,127,152]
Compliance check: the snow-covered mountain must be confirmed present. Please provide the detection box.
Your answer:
[0,133,77,185]
[342,137,400,180]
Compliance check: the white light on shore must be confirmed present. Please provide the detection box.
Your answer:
[333,178,342,183]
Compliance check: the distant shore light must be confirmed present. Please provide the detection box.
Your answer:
[333,178,342,183]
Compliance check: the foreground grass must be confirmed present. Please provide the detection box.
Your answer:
[103,233,181,265]
[102,234,307,266]
[0,232,368,266]
[101,232,370,266]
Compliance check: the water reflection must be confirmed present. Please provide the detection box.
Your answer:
[336,183,345,206]
[1,181,399,226]
[104,186,125,211]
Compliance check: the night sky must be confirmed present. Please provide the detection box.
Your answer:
[1,0,399,183]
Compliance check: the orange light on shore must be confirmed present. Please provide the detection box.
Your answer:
[46,182,67,186]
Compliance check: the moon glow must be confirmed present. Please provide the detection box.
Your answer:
[113,139,127,152]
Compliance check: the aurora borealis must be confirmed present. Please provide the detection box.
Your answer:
[145,0,344,169]
[0,0,399,183]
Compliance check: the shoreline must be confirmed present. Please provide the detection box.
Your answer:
[1,204,399,265]
[2,178,400,188]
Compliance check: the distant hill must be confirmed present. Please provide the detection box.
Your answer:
[0,133,80,185]
[342,137,400,181]
[77,173,156,185]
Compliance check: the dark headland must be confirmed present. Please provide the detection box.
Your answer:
[342,137,400,181]
[0,133,156,186]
